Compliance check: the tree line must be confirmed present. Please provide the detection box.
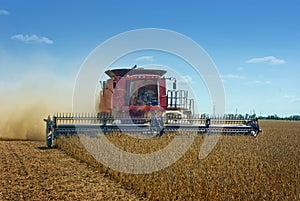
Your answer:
[198,113,300,121]
[257,114,300,121]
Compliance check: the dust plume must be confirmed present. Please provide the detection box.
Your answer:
[0,69,74,140]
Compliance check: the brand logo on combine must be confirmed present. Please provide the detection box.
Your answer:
[73,28,225,174]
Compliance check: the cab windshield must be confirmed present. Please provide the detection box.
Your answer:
[127,79,159,106]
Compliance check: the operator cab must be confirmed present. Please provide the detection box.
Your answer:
[128,79,159,106]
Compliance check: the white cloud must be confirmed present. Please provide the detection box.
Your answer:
[246,56,286,65]
[178,75,193,84]
[0,9,9,15]
[254,80,272,85]
[135,56,154,62]
[245,80,271,85]
[221,74,245,79]
[284,95,300,103]
[11,34,53,44]
[283,95,296,99]
[291,98,300,103]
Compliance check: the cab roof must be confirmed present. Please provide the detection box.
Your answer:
[105,68,167,78]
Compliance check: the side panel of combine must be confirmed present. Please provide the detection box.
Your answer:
[159,79,167,109]
[99,79,114,114]
[112,78,126,113]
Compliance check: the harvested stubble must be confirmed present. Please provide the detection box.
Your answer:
[57,121,300,200]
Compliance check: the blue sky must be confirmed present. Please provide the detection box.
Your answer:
[0,0,299,117]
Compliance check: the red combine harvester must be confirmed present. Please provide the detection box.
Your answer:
[99,67,194,120]
[44,66,261,147]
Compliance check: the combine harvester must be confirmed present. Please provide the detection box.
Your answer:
[44,67,261,147]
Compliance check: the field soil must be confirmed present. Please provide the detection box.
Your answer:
[0,140,145,201]
[1,120,299,200]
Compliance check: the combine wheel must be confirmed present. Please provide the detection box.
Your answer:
[251,130,257,137]
[44,115,54,148]
[248,118,261,137]
[46,128,54,148]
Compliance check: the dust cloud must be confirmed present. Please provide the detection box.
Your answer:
[0,70,73,140]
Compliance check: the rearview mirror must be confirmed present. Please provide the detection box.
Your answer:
[173,81,176,90]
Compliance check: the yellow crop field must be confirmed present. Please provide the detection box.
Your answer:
[57,120,300,200]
